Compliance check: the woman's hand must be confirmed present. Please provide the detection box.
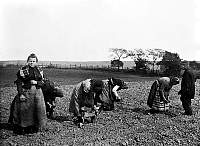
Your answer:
[30,80,37,85]
[19,94,26,102]
[164,99,170,103]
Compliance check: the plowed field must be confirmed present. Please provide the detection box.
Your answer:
[0,68,199,145]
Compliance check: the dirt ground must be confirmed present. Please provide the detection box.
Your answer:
[0,68,199,145]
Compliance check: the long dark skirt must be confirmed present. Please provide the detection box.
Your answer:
[10,86,47,130]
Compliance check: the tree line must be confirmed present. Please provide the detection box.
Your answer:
[109,48,200,76]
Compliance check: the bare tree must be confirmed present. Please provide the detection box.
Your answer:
[109,48,127,70]
[109,48,127,60]
[147,48,165,73]
[126,48,149,71]
[126,48,147,60]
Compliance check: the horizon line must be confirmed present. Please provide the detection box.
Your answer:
[0,60,200,62]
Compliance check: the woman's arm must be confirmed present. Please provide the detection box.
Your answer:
[112,85,120,99]
[159,83,170,103]
[32,67,45,87]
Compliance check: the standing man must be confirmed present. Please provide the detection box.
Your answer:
[178,67,196,115]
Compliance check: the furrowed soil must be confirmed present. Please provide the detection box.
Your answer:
[0,68,199,146]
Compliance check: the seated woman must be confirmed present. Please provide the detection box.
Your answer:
[147,77,179,113]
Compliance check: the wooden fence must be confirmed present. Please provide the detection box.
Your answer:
[41,63,132,71]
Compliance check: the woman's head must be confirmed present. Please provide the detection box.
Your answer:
[90,79,103,94]
[27,53,38,67]
[109,77,128,90]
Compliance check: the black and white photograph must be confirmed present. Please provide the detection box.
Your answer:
[0,0,200,145]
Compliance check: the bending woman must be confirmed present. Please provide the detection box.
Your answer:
[147,77,179,113]
[69,79,103,126]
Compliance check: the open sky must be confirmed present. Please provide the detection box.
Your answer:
[0,0,200,61]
